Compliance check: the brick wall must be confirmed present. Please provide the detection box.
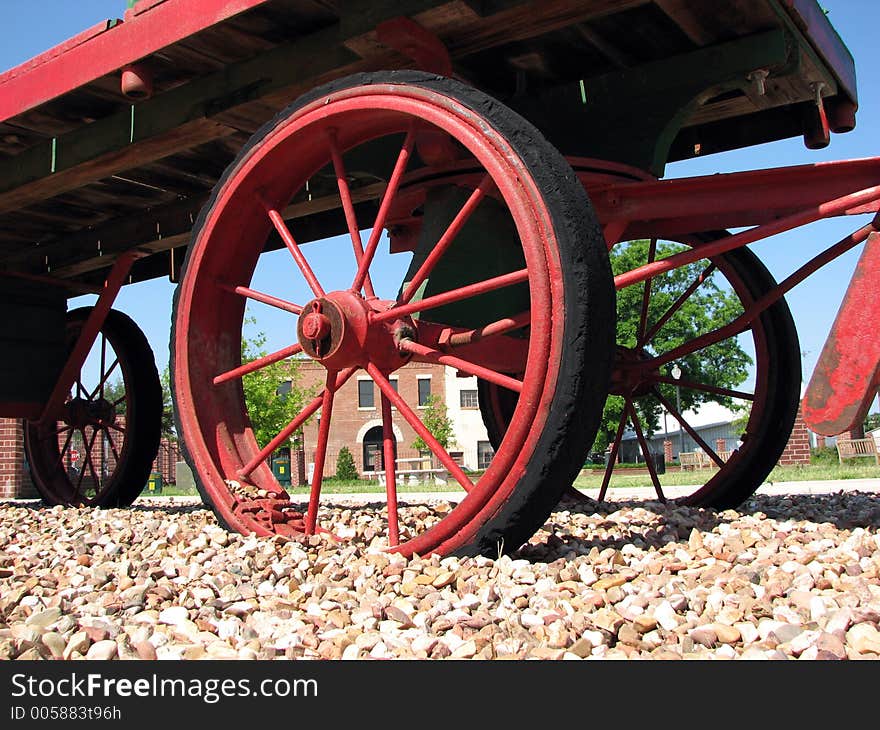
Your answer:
[778,404,811,465]
[0,418,36,499]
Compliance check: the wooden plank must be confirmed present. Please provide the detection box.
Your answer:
[0,0,279,123]
[0,18,360,213]
[0,119,237,216]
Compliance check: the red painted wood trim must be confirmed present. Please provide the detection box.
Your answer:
[803,231,880,436]
[0,0,275,123]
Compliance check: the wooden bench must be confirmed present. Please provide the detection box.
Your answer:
[679,450,732,470]
[836,438,880,464]
[374,458,449,487]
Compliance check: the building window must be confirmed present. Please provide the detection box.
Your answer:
[358,379,374,409]
[477,441,494,470]
[417,377,431,407]
[390,378,399,393]
[459,389,479,409]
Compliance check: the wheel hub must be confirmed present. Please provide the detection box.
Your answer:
[609,346,656,398]
[65,397,116,429]
[296,292,415,372]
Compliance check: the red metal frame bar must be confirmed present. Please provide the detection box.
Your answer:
[0,0,274,123]
[592,158,880,242]
[38,250,143,425]
[613,184,880,291]
[642,219,878,372]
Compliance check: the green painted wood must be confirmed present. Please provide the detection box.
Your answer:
[513,29,795,176]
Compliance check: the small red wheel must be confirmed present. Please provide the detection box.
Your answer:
[595,234,801,507]
[481,234,801,509]
[171,71,615,557]
[24,307,163,507]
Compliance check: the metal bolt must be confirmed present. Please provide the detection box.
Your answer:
[748,69,769,96]
[301,312,331,341]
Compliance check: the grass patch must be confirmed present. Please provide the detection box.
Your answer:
[572,457,880,491]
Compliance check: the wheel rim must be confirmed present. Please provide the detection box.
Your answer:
[173,83,574,556]
[598,235,774,504]
[25,315,134,506]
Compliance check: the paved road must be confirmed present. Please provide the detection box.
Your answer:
[278,477,880,505]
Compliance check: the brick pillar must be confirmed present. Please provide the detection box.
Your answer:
[816,435,826,449]
[778,404,811,465]
[292,448,307,486]
[663,439,673,463]
[715,438,727,454]
[0,418,37,499]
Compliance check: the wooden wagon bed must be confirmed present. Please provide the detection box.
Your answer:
[0,0,858,293]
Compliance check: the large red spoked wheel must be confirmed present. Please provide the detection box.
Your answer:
[24,307,163,507]
[171,71,614,557]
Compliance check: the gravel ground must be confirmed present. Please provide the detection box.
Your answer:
[1,490,879,661]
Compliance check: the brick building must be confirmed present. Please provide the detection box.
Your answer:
[296,360,496,479]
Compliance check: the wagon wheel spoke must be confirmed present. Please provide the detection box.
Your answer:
[352,124,416,295]
[99,333,107,401]
[639,262,716,347]
[367,363,473,493]
[652,387,725,467]
[90,359,119,401]
[102,426,121,465]
[378,268,529,323]
[213,343,303,386]
[627,400,665,502]
[398,338,523,393]
[598,407,629,502]
[654,376,754,402]
[651,321,753,370]
[106,422,128,436]
[636,239,657,345]
[305,370,338,535]
[264,203,325,298]
[434,311,531,348]
[220,282,303,316]
[112,395,127,408]
[327,130,376,299]
[238,367,357,479]
[54,429,76,474]
[74,427,100,500]
[380,392,400,547]
[399,174,495,305]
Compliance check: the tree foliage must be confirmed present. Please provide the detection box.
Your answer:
[593,239,752,451]
[241,319,314,450]
[160,367,175,439]
[335,445,358,480]
[412,394,456,453]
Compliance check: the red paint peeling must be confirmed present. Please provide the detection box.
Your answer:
[803,232,880,435]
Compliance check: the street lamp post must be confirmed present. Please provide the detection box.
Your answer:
[671,363,683,459]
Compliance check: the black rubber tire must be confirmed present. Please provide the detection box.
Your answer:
[24,307,162,508]
[171,70,616,557]
[678,238,801,509]
[479,234,802,511]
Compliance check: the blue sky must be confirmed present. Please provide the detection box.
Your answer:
[3,0,878,402]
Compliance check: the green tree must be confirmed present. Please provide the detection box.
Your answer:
[412,394,456,453]
[593,239,752,451]
[241,319,314,450]
[160,367,176,440]
[335,445,358,480]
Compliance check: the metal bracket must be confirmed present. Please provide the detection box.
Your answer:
[37,249,147,425]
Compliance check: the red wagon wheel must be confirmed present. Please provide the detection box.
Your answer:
[572,233,799,508]
[481,233,801,509]
[24,307,163,507]
[171,71,615,557]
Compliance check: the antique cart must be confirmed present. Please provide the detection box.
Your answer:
[1,0,876,556]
